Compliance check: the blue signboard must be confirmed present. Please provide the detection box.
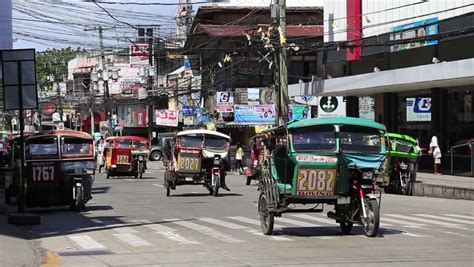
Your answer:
[234,104,275,124]
[390,18,438,52]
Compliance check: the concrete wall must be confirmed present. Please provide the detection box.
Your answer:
[324,0,474,42]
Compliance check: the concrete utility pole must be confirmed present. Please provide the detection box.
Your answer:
[147,28,154,141]
[276,0,288,125]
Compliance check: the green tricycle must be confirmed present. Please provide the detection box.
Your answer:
[256,117,388,237]
[382,133,420,195]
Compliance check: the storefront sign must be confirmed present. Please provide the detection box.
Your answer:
[289,104,310,122]
[390,18,438,52]
[155,109,178,127]
[130,44,150,68]
[406,97,431,122]
[255,125,272,133]
[182,105,194,116]
[217,91,234,105]
[359,96,375,121]
[294,96,318,106]
[318,96,346,117]
[248,88,260,105]
[216,104,234,113]
[234,104,275,124]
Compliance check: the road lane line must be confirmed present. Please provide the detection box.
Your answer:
[227,216,285,228]
[277,217,320,227]
[380,217,426,227]
[245,229,294,241]
[68,235,105,250]
[167,219,245,243]
[113,233,152,247]
[125,179,135,181]
[415,214,474,225]
[152,183,164,188]
[114,227,139,234]
[444,214,474,220]
[401,232,429,238]
[131,219,200,244]
[386,214,460,227]
[290,214,337,225]
[198,218,249,230]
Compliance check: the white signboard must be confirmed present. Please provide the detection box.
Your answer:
[130,44,150,68]
[294,95,319,106]
[406,97,431,122]
[217,91,234,105]
[318,96,346,118]
[155,109,178,127]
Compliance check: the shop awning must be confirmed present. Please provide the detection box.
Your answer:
[289,58,474,97]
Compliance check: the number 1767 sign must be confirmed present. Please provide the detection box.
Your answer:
[30,163,57,184]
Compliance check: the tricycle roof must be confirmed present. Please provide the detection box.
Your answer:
[176,129,230,140]
[26,130,93,141]
[288,117,386,131]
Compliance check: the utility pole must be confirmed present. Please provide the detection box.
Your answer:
[146,28,154,141]
[276,0,288,125]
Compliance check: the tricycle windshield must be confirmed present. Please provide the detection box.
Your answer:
[390,138,415,153]
[340,126,382,153]
[180,136,203,148]
[204,136,229,149]
[133,140,148,149]
[62,137,92,155]
[116,139,132,148]
[292,125,336,152]
[27,137,58,156]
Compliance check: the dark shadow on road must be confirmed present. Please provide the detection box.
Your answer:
[91,186,110,194]
[83,205,114,211]
[276,226,404,237]
[170,192,244,197]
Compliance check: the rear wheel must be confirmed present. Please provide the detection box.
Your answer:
[213,175,219,197]
[258,193,274,235]
[70,186,85,212]
[362,198,380,237]
[246,176,251,185]
[166,182,171,197]
[150,151,162,161]
[339,221,353,234]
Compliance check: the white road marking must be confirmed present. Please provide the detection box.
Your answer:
[114,227,138,234]
[277,217,320,227]
[386,214,460,227]
[401,232,428,238]
[198,218,249,230]
[381,217,427,227]
[227,216,285,228]
[68,235,105,250]
[289,214,337,225]
[438,231,472,238]
[132,219,176,232]
[152,183,164,188]
[113,233,152,247]
[414,214,474,225]
[125,179,135,181]
[444,214,474,221]
[131,219,200,244]
[167,219,245,243]
[245,229,294,241]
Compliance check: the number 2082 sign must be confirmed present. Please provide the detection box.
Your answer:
[30,163,58,185]
[296,168,336,196]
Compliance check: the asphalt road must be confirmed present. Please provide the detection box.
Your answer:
[24,162,474,266]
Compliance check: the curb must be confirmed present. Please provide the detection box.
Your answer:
[412,182,474,200]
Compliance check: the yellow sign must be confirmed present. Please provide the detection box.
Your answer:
[255,125,272,134]
[296,168,336,196]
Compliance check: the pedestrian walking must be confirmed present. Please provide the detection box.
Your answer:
[429,134,442,175]
[96,136,105,173]
[236,143,245,174]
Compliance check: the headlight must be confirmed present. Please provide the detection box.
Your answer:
[399,162,408,170]
[362,171,374,180]
[139,155,144,160]
[213,159,221,165]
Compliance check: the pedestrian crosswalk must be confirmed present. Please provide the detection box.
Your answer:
[53,213,472,253]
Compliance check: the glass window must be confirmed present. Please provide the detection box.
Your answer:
[27,138,58,156]
[340,126,382,153]
[292,125,336,152]
[204,136,229,149]
[133,140,148,149]
[116,139,132,148]
[62,137,92,155]
[390,138,415,153]
[180,136,203,148]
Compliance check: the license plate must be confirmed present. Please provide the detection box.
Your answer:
[296,168,336,196]
[31,163,57,184]
[117,155,129,164]
[178,153,201,172]
[185,177,193,182]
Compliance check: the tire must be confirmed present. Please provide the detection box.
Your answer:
[258,193,274,235]
[71,186,85,212]
[150,151,162,161]
[138,163,144,179]
[213,175,219,197]
[362,198,380,237]
[339,221,353,234]
[400,173,411,196]
[106,171,110,179]
[246,176,251,185]
[208,187,214,195]
[166,182,171,197]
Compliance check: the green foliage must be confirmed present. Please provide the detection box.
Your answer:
[36,47,83,89]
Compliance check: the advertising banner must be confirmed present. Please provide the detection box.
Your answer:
[234,104,275,124]
[217,91,234,105]
[294,95,318,106]
[183,116,194,126]
[216,104,234,113]
[184,55,201,77]
[390,18,438,52]
[156,109,178,127]
[247,88,260,105]
[318,96,346,118]
[130,44,150,68]
[406,97,431,122]
[289,104,310,122]
[359,96,375,121]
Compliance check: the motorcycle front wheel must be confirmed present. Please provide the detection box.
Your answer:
[213,175,220,197]
[399,173,411,195]
[362,198,380,237]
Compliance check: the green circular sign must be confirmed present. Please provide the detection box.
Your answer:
[320,96,338,113]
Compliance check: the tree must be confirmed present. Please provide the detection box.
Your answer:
[36,47,80,90]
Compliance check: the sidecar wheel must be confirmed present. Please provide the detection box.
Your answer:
[166,182,171,197]
[208,187,214,195]
[362,198,380,237]
[246,176,251,185]
[258,193,274,235]
[339,221,353,234]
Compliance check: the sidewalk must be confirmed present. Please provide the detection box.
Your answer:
[413,172,474,200]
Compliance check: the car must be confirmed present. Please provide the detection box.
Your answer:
[149,133,176,161]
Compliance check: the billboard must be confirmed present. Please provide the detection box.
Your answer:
[234,104,275,124]
[390,18,438,52]
[318,96,346,118]
[406,97,431,122]
[155,109,178,127]
[289,104,310,122]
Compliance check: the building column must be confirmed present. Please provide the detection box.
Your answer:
[431,88,448,151]
[346,96,359,117]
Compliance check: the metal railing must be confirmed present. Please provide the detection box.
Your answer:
[450,140,474,177]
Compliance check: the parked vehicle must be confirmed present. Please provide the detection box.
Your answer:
[104,136,149,179]
[163,129,231,197]
[149,133,176,161]
[4,130,95,211]
[383,133,420,195]
[254,117,387,237]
